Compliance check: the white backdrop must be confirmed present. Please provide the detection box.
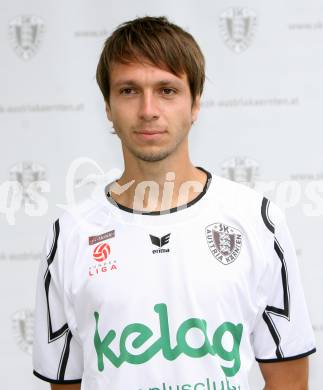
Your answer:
[1,0,322,389]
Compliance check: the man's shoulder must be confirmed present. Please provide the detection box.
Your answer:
[54,194,111,238]
[213,174,263,205]
[211,174,283,229]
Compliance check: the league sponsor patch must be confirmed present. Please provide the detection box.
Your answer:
[93,243,111,262]
[89,242,117,277]
[89,230,115,245]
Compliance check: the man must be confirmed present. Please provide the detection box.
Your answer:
[33,16,315,390]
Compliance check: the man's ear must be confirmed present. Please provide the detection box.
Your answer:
[105,100,112,121]
[191,95,201,123]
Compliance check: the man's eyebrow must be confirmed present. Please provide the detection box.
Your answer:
[112,80,137,87]
[157,79,183,87]
[112,79,183,88]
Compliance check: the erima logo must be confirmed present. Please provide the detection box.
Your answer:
[149,233,170,254]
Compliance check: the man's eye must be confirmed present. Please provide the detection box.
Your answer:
[162,88,176,95]
[120,88,136,95]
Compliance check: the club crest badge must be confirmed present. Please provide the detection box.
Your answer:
[9,15,45,60]
[219,7,257,53]
[205,223,242,265]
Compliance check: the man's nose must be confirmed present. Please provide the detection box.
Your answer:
[138,91,160,121]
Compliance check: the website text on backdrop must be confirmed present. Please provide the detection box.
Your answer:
[32,16,316,390]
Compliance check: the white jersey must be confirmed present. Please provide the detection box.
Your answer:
[33,167,315,390]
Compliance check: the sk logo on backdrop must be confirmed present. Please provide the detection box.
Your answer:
[9,161,47,205]
[12,309,34,355]
[219,7,257,53]
[9,15,45,60]
[221,156,259,188]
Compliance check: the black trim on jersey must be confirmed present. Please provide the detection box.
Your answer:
[262,311,283,358]
[47,219,60,266]
[261,197,275,234]
[266,239,290,319]
[44,269,69,341]
[33,370,82,384]
[256,347,316,363]
[261,198,291,359]
[43,219,73,381]
[57,329,73,381]
[106,166,212,215]
[44,220,69,342]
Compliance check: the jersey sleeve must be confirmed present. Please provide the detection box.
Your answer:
[32,219,83,384]
[252,199,316,362]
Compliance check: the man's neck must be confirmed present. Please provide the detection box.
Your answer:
[108,164,208,212]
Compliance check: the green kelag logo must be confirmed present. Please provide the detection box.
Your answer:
[94,303,243,377]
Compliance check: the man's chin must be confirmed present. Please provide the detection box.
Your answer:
[132,149,171,162]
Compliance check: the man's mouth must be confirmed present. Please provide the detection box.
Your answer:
[134,130,167,141]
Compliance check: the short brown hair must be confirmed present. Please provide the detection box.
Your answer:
[96,16,205,104]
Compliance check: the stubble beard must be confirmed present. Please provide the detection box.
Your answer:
[116,127,188,163]
[126,132,187,163]
[129,147,173,162]
[113,119,191,162]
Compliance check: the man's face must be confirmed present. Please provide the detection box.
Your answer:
[105,61,200,163]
